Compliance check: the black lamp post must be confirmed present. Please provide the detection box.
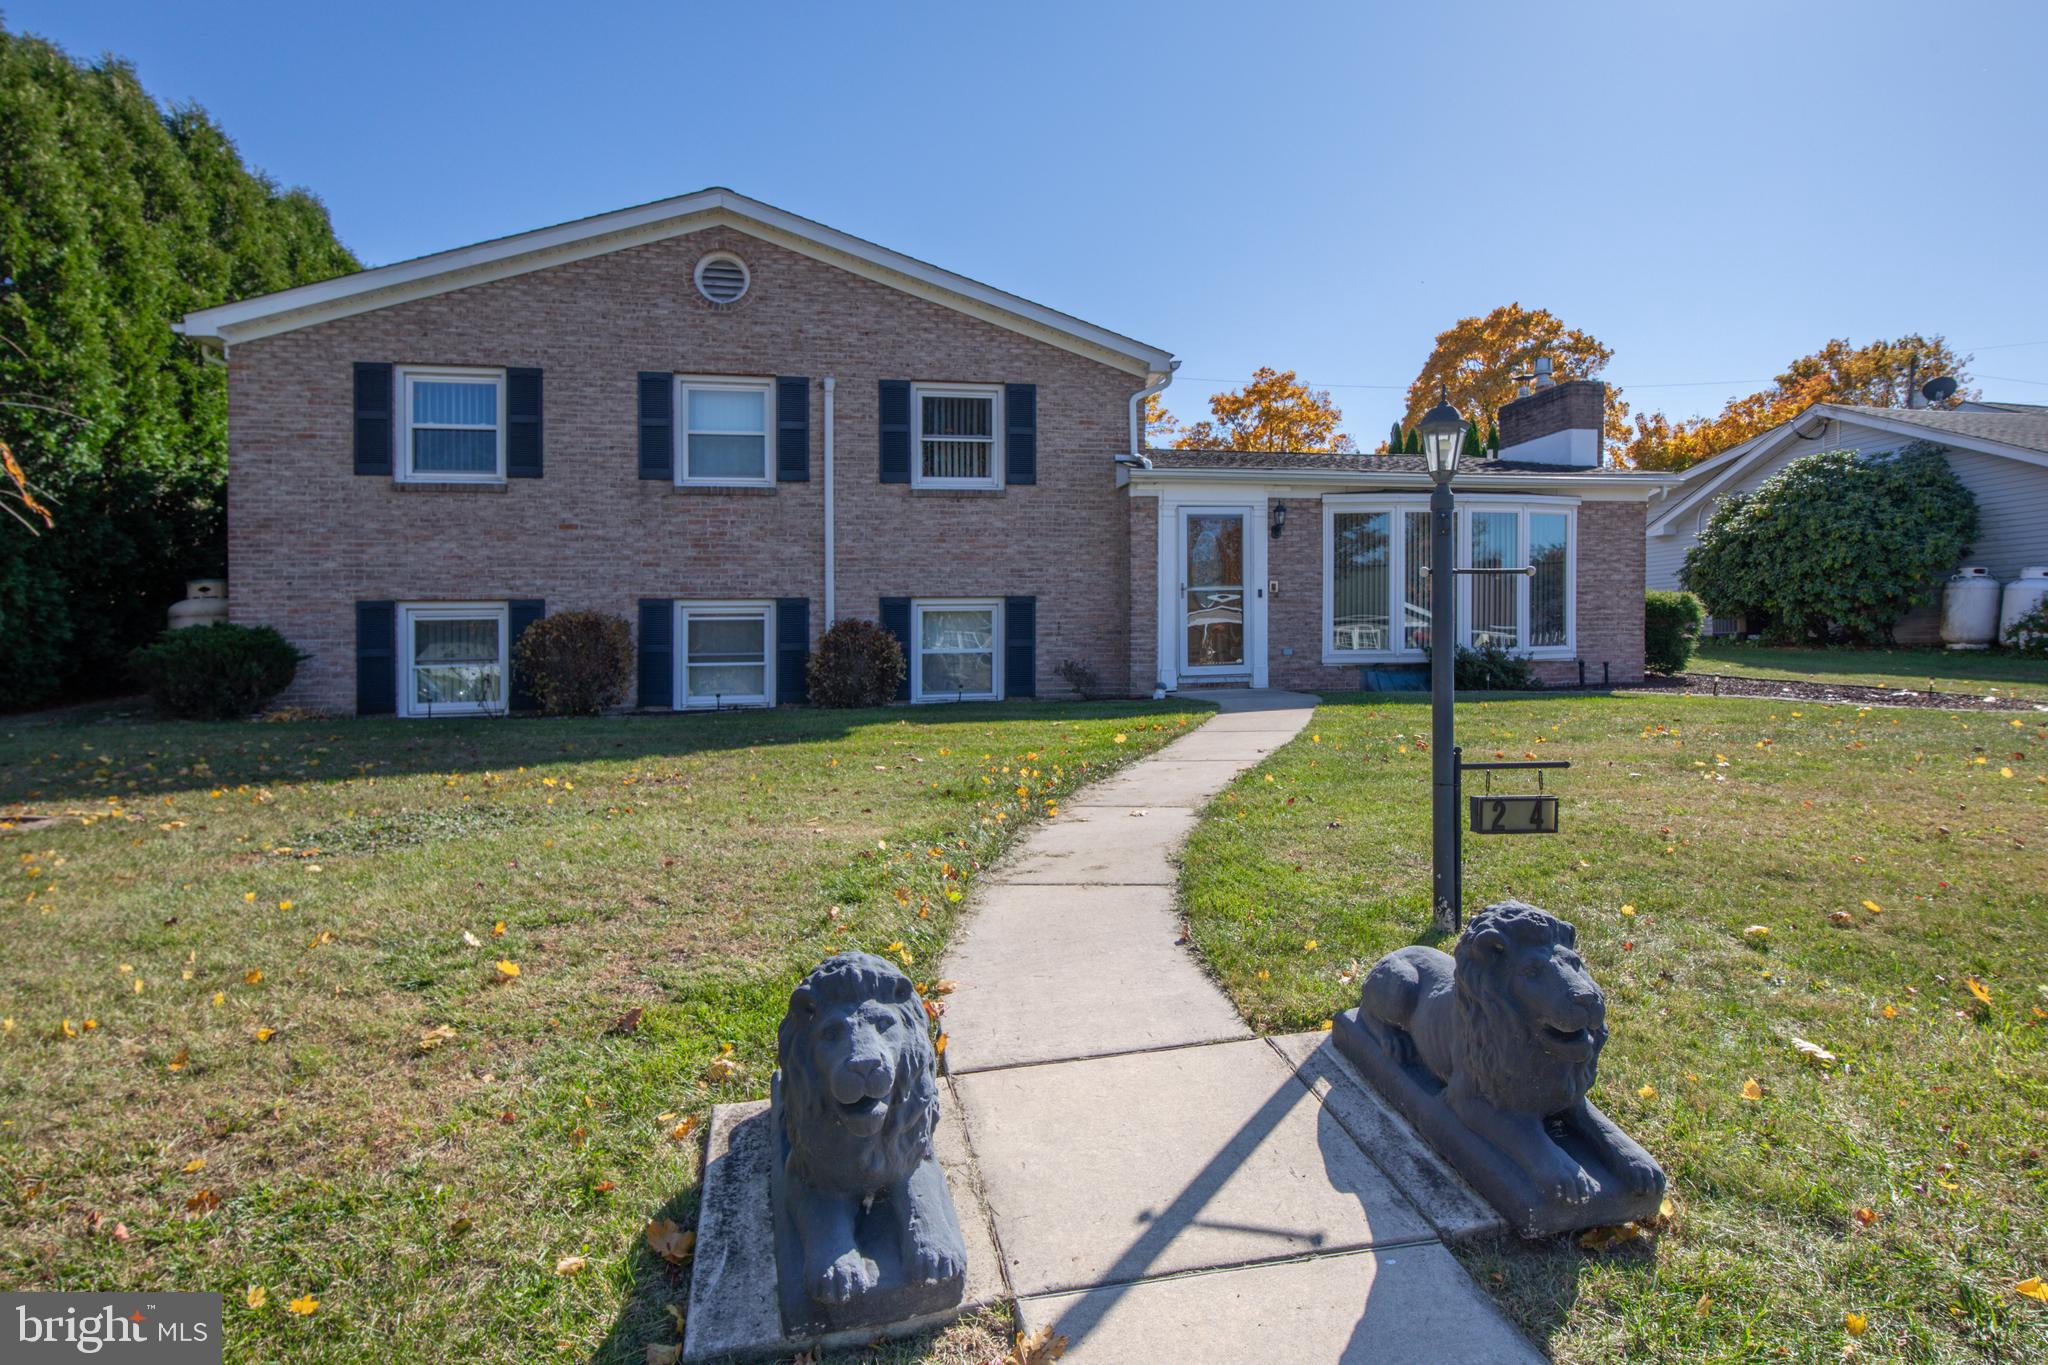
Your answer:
[1417,388,1467,934]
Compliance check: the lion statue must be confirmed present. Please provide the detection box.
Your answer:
[1355,901,1663,1206]
[770,952,965,1326]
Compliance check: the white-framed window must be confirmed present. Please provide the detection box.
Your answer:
[399,367,504,482]
[398,602,507,717]
[911,600,1002,702]
[1322,497,1575,662]
[676,376,774,486]
[675,601,773,708]
[911,384,1001,489]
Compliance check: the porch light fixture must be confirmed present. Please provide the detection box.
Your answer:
[1418,387,1467,484]
[1269,502,1288,539]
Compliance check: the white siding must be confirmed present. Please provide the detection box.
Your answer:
[1645,418,2048,607]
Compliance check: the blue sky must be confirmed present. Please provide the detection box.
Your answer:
[17,0,2048,437]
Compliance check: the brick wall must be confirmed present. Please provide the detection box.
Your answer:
[1126,497,1158,695]
[226,227,1144,711]
[1260,494,1647,692]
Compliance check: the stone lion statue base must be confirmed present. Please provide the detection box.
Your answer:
[1331,901,1666,1238]
[769,952,967,1334]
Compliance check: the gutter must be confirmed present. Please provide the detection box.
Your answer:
[822,377,836,624]
[1126,360,1179,460]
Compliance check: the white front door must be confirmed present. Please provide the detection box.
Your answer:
[1179,506,1251,676]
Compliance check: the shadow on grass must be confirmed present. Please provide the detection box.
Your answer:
[589,1186,697,1365]
[0,697,1201,805]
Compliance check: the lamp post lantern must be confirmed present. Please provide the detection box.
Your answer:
[1417,389,1467,934]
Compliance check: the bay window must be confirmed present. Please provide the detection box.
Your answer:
[399,368,504,481]
[1322,498,1574,661]
[912,600,1001,702]
[676,602,773,707]
[399,603,507,717]
[912,385,1001,488]
[678,377,772,485]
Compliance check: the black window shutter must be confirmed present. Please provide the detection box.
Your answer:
[879,380,911,484]
[1005,596,1037,698]
[776,377,810,482]
[355,600,396,715]
[353,363,393,476]
[775,597,810,703]
[507,599,544,709]
[506,368,543,478]
[879,597,912,701]
[637,599,673,707]
[1005,383,1037,486]
[638,373,674,480]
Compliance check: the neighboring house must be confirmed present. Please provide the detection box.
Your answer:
[176,188,1675,716]
[1644,401,2048,639]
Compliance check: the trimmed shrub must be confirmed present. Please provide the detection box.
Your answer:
[1455,642,1537,691]
[1680,443,1978,642]
[807,619,906,708]
[511,611,634,716]
[1055,658,1102,700]
[1644,590,1705,674]
[2004,601,2048,659]
[130,623,306,719]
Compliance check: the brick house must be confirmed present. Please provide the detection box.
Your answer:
[176,189,1674,716]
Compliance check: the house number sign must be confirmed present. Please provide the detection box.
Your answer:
[1468,794,1560,835]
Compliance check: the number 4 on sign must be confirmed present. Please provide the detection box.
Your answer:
[1468,795,1560,835]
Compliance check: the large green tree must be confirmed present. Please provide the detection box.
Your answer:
[0,26,358,707]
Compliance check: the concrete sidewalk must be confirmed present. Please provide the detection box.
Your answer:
[938,689,1538,1363]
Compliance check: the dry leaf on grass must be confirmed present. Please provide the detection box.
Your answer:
[494,960,521,982]
[244,1285,265,1310]
[645,1217,695,1264]
[181,1157,206,1174]
[1792,1037,1836,1064]
[1741,1078,1764,1101]
[2016,1277,2048,1302]
[554,1255,587,1276]
[185,1189,221,1214]
[1845,1311,1868,1337]
[285,1296,318,1316]
[645,1346,681,1365]
[1966,976,1993,1007]
[418,1025,457,1052]
[993,1325,1069,1365]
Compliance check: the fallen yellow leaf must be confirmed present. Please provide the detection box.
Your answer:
[254,1027,276,1043]
[244,969,263,985]
[1967,976,1993,1006]
[1620,904,1636,917]
[1742,925,1770,941]
[1637,1084,1657,1100]
[245,1285,266,1309]
[182,1157,206,1174]
[645,1217,695,1264]
[1741,1078,1763,1102]
[286,1295,318,1316]
[2016,1277,2048,1302]
[418,1025,457,1052]
[1862,899,1883,914]
[1845,1312,1868,1337]
[495,960,521,981]
[492,921,506,936]
[704,1056,738,1084]
[668,1117,697,1142]
[554,1255,587,1277]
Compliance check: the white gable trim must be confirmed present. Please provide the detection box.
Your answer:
[1645,403,2048,535]
[176,188,1176,376]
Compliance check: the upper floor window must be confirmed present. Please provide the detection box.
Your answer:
[400,367,504,482]
[679,377,772,486]
[912,384,1001,489]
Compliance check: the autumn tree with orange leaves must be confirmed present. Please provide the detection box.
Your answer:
[1621,335,1973,471]
[1163,367,1355,452]
[1398,304,1631,451]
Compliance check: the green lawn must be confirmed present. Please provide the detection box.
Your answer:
[0,698,1208,1364]
[1180,692,2048,1363]
[1692,640,2048,701]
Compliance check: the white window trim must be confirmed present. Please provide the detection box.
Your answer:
[910,383,1003,490]
[675,375,775,488]
[397,366,505,483]
[398,601,508,719]
[1320,494,1576,664]
[910,599,1003,703]
[674,600,775,709]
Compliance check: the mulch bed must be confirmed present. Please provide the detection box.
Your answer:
[1615,671,2046,713]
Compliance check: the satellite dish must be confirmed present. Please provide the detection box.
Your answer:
[1922,375,1959,405]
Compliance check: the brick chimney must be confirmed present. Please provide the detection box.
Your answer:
[1496,378,1606,467]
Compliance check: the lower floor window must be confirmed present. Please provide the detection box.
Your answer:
[400,603,506,717]
[678,602,772,707]
[913,600,999,702]
[1325,499,1574,660]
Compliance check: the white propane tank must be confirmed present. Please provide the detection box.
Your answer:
[2000,565,2048,647]
[1940,566,2002,650]
[167,578,229,631]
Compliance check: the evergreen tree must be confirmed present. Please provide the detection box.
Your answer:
[1464,416,1485,460]
[1387,420,1403,453]
[0,26,358,706]
[1401,425,1421,455]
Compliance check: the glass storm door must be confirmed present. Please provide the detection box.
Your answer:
[1181,509,1248,671]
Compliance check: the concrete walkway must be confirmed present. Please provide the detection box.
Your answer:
[939,690,1540,1363]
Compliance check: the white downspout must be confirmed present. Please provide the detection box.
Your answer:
[1125,359,1179,465]
[822,377,836,624]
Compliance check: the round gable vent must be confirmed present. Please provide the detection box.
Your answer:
[694,253,750,305]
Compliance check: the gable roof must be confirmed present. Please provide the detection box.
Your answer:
[1646,401,2048,534]
[175,188,1176,376]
